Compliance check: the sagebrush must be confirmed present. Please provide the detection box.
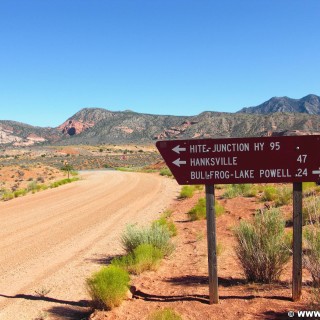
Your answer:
[121,224,174,256]
[86,265,130,310]
[234,208,290,283]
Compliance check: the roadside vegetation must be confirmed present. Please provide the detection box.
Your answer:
[187,197,225,221]
[81,169,320,316]
[86,209,177,310]
[0,175,79,201]
[234,207,290,283]
[86,265,130,310]
[178,185,203,199]
[222,184,257,199]
[147,308,183,320]
[159,167,173,177]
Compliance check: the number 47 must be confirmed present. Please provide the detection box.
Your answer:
[297,155,307,163]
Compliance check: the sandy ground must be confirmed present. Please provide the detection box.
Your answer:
[92,188,314,320]
[0,171,180,320]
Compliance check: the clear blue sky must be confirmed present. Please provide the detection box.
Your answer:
[0,0,319,127]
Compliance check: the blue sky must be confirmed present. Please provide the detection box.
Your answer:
[0,0,319,127]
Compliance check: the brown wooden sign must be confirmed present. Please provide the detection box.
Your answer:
[156,135,320,185]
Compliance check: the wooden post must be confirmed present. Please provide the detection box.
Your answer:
[205,184,219,304]
[292,182,303,301]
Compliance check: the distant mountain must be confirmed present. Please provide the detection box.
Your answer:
[58,108,186,144]
[1,94,320,146]
[56,108,320,145]
[237,94,320,114]
[0,120,61,146]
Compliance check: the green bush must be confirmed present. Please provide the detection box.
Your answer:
[121,224,174,256]
[27,182,48,193]
[275,186,292,207]
[303,195,320,225]
[188,198,224,221]
[178,185,195,199]
[234,208,290,283]
[50,177,78,188]
[261,186,277,201]
[86,265,130,310]
[2,191,14,201]
[215,202,225,217]
[147,308,183,320]
[27,181,38,192]
[13,189,27,198]
[188,198,206,220]
[222,184,256,199]
[303,182,320,196]
[160,167,172,177]
[304,225,320,286]
[112,244,163,274]
[216,242,224,256]
[152,216,177,237]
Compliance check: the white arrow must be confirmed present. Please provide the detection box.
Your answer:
[173,158,187,167]
[312,170,320,175]
[172,145,186,154]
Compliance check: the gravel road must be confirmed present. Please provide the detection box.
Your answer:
[0,170,179,320]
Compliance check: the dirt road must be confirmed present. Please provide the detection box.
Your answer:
[0,170,179,320]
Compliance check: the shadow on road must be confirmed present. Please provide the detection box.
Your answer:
[0,293,89,307]
[0,293,92,320]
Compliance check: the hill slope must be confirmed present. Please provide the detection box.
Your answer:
[1,94,320,146]
[237,94,320,114]
[57,109,320,145]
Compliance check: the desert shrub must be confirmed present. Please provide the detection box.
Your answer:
[160,167,172,177]
[86,265,130,310]
[162,209,173,218]
[222,184,256,199]
[14,189,27,198]
[284,229,293,250]
[121,224,174,256]
[112,244,163,274]
[216,242,224,256]
[188,198,206,220]
[303,182,320,196]
[147,308,183,320]
[303,225,320,286]
[70,170,79,177]
[215,202,225,217]
[2,191,14,201]
[49,177,78,188]
[275,186,292,207]
[242,185,257,197]
[234,208,290,283]
[303,195,320,225]
[222,184,239,199]
[188,198,224,221]
[152,210,176,236]
[37,176,45,183]
[261,186,277,201]
[178,185,195,199]
[152,216,177,237]
[27,181,38,192]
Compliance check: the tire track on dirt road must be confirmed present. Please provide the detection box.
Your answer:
[0,170,180,320]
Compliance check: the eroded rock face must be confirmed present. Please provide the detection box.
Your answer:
[153,120,198,140]
[0,126,23,144]
[58,120,95,136]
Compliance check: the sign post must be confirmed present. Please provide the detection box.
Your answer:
[292,182,303,301]
[156,135,320,303]
[205,185,219,304]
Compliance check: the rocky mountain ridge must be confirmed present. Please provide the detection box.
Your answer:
[237,94,320,114]
[1,94,320,146]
